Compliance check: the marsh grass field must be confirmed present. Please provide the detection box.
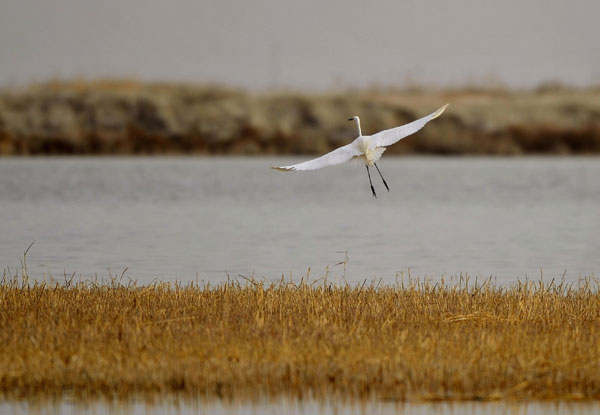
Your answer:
[2,271,600,404]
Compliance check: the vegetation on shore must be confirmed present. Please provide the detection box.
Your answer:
[1,80,600,155]
[1,273,599,402]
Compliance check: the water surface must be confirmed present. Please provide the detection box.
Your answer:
[4,398,600,415]
[1,157,599,284]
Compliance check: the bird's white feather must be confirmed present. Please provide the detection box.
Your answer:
[272,143,359,171]
[272,104,448,173]
[370,104,448,148]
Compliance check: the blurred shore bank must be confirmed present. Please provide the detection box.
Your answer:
[1,80,599,155]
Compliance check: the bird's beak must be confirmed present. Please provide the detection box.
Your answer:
[347,118,353,121]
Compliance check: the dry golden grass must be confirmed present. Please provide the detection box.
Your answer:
[1,274,600,402]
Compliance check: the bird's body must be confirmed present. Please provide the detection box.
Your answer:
[356,136,386,166]
[273,104,448,197]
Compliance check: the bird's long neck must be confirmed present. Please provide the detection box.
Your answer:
[354,117,362,136]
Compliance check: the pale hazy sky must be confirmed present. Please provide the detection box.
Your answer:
[0,0,598,89]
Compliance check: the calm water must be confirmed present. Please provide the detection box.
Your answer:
[1,157,599,285]
[4,398,600,415]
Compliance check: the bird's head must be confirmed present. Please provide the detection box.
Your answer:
[348,115,362,136]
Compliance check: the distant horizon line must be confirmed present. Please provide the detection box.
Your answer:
[1,76,599,93]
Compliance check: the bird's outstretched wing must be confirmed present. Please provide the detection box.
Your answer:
[272,143,359,171]
[371,104,448,148]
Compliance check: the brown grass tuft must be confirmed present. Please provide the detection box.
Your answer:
[1,275,599,402]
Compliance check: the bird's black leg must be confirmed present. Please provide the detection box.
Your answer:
[366,165,377,198]
[374,163,390,192]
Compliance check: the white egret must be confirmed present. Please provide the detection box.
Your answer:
[273,104,449,197]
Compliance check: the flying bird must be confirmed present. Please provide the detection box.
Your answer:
[273,104,449,197]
